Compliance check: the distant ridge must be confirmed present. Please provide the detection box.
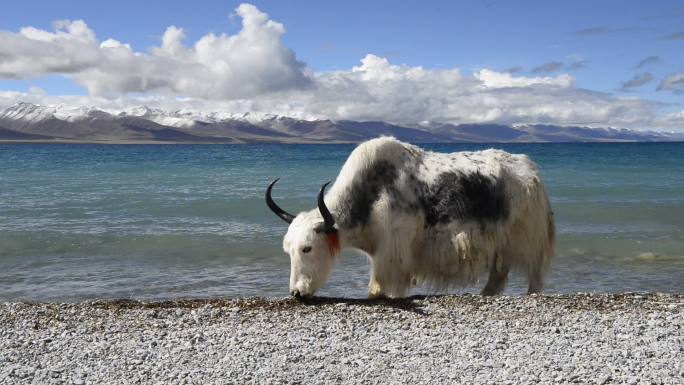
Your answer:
[1,102,682,143]
[0,126,54,141]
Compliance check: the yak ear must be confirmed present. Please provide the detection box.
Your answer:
[313,222,326,234]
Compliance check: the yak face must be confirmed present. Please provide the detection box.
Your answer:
[266,179,339,298]
[283,212,339,298]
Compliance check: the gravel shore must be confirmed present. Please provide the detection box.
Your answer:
[1,293,683,384]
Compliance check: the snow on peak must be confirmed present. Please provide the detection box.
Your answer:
[0,102,323,127]
[119,106,204,128]
[53,105,105,121]
[0,102,56,122]
[116,107,312,127]
[0,102,108,122]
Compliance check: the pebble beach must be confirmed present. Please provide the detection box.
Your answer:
[1,293,683,384]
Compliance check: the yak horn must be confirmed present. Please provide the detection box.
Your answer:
[266,179,295,224]
[317,181,336,233]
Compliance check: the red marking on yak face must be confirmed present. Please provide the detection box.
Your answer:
[326,231,340,256]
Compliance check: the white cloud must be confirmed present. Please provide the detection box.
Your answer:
[99,38,130,50]
[0,20,100,78]
[657,71,684,93]
[0,3,681,130]
[0,3,310,98]
[475,69,574,89]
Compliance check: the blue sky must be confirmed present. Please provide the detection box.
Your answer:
[0,1,682,128]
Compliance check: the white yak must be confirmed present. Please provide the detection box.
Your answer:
[266,137,555,298]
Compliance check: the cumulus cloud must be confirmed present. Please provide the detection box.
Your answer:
[657,71,684,93]
[333,64,650,127]
[531,61,563,73]
[621,72,654,90]
[0,62,674,129]
[0,3,681,130]
[0,4,310,98]
[0,51,675,128]
[0,20,99,78]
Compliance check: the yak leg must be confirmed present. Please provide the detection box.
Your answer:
[481,254,509,296]
[527,263,544,294]
[368,255,411,299]
[368,255,387,299]
[368,274,386,300]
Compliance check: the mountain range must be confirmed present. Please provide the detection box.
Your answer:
[0,102,682,143]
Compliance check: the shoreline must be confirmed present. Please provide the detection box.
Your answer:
[2,293,682,384]
[4,291,684,309]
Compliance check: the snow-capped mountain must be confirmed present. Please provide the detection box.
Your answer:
[0,102,118,124]
[0,102,682,143]
[119,106,319,128]
[0,102,61,122]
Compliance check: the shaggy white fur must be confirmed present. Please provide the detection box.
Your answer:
[282,137,554,298]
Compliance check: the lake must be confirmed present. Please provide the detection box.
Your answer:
[1,142,683,301]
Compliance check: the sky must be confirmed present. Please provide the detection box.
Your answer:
[0,0,683,130]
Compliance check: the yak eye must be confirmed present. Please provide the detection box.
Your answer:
[302,246,312,253]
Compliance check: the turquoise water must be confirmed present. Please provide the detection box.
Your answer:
[1,142,683,301]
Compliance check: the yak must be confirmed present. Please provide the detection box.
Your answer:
[266,137,555,299]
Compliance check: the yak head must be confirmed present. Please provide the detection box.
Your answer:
[266,179,340,298]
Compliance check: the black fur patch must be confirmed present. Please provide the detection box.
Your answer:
[336,160,398,228]
[334,158,509,230]
[419,171,508,226]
